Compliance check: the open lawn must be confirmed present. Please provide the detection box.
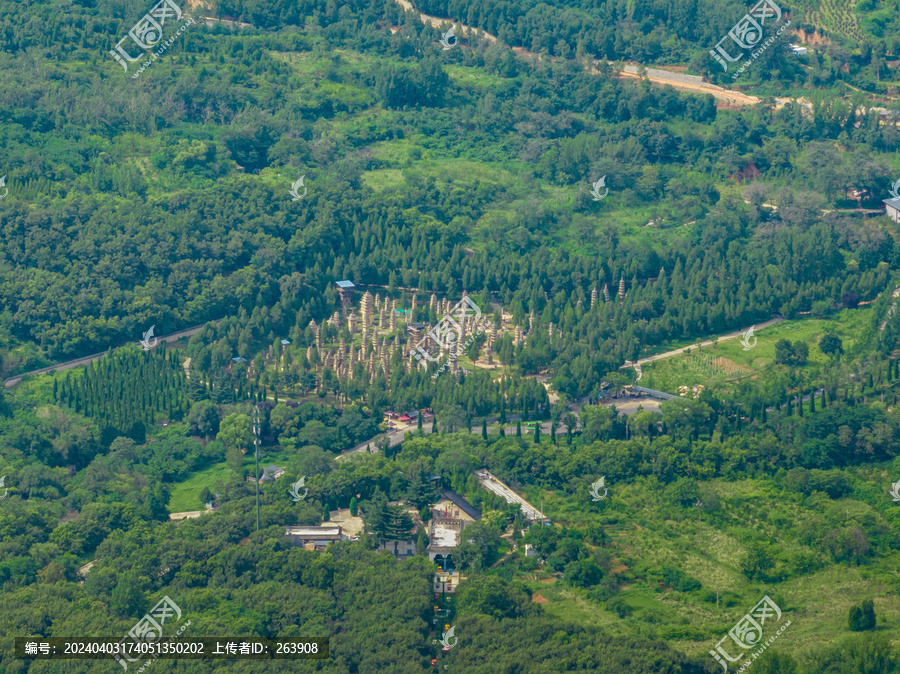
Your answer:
[512,473,900,661]
[639,308,874,393]
[167,461,234,513]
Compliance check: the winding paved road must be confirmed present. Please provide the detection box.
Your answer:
[620,317,785,373]
[3,321,221,388]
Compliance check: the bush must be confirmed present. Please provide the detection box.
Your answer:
[849,599,876,631]
[660,565,702,592]
[606,595,634,618]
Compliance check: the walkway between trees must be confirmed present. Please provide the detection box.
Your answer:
[620,317,785,373]
[3,320,222,388]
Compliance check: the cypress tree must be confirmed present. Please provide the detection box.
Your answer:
[533,424,541,443]
[797,396,803,416]
[516,420,522,437]
[499,427,506,437]
[432,418,438,433]
[551,423,556,443]
[418,413,423,432]
[861,600,876,630]
[481,419,488,440]
[809,391,815,413]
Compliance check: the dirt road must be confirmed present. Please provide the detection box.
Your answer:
[393,0,759,105]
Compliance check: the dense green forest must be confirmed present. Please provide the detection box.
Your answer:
[3,0,900,671]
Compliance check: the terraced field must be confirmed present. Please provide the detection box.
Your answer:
[792,0,865,44]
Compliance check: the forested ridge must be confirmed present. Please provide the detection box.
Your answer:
[2,0,900,671]
[3,0,900,388]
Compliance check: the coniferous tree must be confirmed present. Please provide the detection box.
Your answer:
[861,599,876,630]
[533,424,541,443]
[516,420,522,437]
[212,370,232,405]
[405,461,437,510]
[849,599,876,631]
[188,371,208,401]
[482,419,488,440]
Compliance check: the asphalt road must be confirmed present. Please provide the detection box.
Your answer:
[621,317,784,370]
[3,321,221,388]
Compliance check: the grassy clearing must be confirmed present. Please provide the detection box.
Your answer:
[362,169,406,191]
[513,474,900,661]
[167,461,233,512]
[639,309,873,393]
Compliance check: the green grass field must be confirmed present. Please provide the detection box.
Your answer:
[167,461,234,512]
[514,473,900,661]
[639,308,874,393]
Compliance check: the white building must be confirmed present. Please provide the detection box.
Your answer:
[885,197,900,223]
[284,525,350,551]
